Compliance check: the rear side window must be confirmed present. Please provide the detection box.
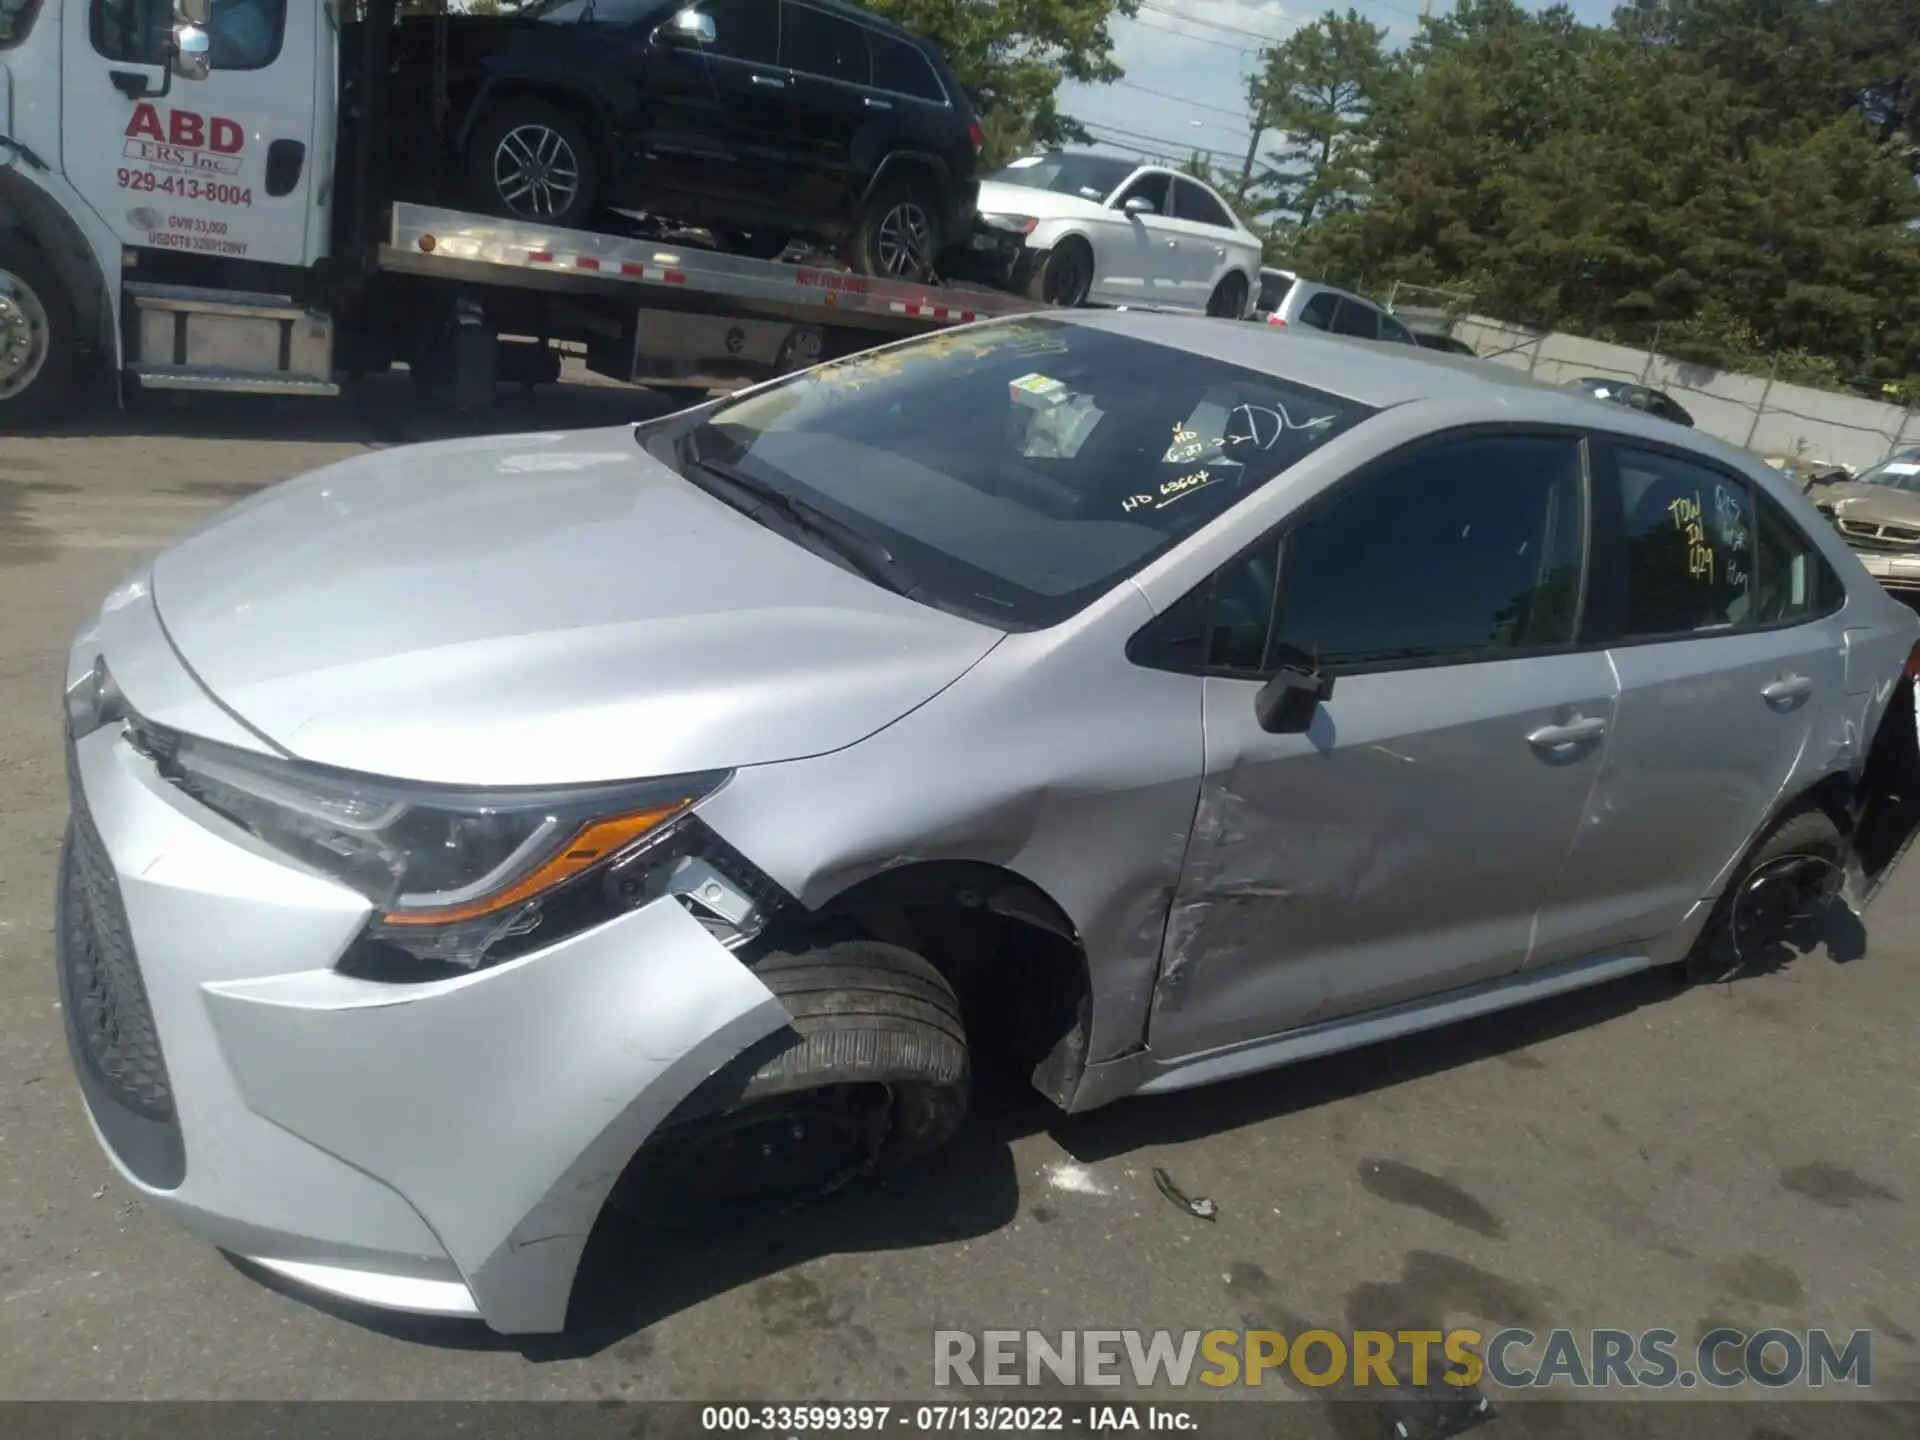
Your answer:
[868,30,944,102]
[698,0,779,65]
[1329,298,1380,340]
[782,0,870,85]
[1,0,44,47]
[1297,291,1339,329]
[1174,179,1235,229]
[1615,447,1756,635]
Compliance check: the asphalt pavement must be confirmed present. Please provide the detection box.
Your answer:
[1,379,1916,1437]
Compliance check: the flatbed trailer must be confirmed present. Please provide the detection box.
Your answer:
[0,0,1041,425]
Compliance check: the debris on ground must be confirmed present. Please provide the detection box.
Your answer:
[1383,1388,1495,1440]
[1151,1165,1217,1221]
[1043,1161,1113,1197]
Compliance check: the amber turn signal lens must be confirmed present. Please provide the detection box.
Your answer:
[377,803,690,926]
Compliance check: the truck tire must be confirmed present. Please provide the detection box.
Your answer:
[847,177,943,280]
[466,99,600,229]
[0,235,79,427]
[1685,806,1847,983]
[613,938,969,1226]
[1024,236,1093,308]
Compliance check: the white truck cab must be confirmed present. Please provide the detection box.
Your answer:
[0,0,1037,423]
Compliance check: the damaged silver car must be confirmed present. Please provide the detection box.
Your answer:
[1807,447,1920,599]
[58,313,1920,1335]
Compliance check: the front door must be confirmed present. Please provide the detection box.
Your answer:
[1147,431,1613,1060]
[1090,170,1171,307]
[776,0,871,224]
[61,0,321,268]
[639,0,791,216]
[1528,441,1851,967]
[1165,177,1234,310]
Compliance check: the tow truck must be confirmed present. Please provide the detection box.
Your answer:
[0,0,1041,424]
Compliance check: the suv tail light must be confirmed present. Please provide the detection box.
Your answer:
[967,121,984,153]
[1905,640,1920,683]
[1266,314,1287,327]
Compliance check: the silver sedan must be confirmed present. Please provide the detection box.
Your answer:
[57,312,1920,1336]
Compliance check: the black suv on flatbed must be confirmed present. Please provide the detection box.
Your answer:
[365,0,983,279]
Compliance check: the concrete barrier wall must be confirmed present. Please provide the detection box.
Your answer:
[1438,314,1920,472]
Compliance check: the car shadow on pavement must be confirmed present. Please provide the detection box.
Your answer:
[222,907,1875,1358]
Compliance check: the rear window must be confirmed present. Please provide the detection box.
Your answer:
[678,318,1374,628]
[1256,273,1292,312]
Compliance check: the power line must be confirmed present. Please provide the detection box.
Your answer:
[1111,77,1256,121]
[1073,117,1239,159]
[1120,13,1258,53]
[1135,0,1294,47]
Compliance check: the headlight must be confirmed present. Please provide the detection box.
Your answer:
[979,213,1040,236]
[130,720,774,975]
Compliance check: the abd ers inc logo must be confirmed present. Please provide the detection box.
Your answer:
[122,103,246,176]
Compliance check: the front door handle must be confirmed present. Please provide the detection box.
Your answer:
[863,95,891,109]
[1527,715,1608,751]
[1164,239,1179,248]
[750,72,787,88]
[1762,674,1814,704]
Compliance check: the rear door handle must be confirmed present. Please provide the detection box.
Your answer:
[1527,716,1608,751]
[1762,674,1814,704]
[863,95,891,109]
[1165,239,1179,248]
[750,72,787,88]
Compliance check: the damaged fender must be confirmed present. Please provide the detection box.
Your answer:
[202,899,790,1334]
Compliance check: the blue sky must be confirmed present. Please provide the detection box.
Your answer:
[1056,0,1624,183]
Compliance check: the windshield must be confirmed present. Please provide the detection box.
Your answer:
[676,318,1373,628]
[1858,450,1920,492]
[988,154,1138,204]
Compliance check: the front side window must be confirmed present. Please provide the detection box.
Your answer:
[91,0,169,63]
[670,318,1373,628]
[1265,434,1587,669]
[1113,172,1171,215]
[205,0,285,69]
[690,0,778,64]
[1616,447,1756,636]
[1,0,44,47]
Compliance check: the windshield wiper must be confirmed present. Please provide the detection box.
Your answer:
[688,455,915,597]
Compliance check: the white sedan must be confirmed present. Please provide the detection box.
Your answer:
[971,152,1263,319]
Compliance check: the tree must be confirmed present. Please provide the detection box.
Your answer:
[863,0,1139,164]
[1243,8,1396,233]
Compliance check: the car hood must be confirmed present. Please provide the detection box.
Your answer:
[1818,482,1920,533]
[149,428,1003,787]
[975,179,1106,222]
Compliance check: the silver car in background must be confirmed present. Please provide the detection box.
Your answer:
[59,313,1920,1337]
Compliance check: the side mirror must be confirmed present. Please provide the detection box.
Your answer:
[172,23,211,80]
[1253,665,1333,735]
[175,0,209,24]
[1122,195,1157,216]
[661,7,717,44]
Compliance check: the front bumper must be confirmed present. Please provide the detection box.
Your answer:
[58,596,789,1334]
[1853,549,1920,595]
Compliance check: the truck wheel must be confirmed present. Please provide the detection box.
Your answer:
[1685,807,1847,983]
[613,939,969,1227]
[466,100,600,229]
[847,179,942,280]
[0,236,79,427]
[1024,237,1093,308]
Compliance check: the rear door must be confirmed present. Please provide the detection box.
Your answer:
[1528,440,1852,968]
[777,0,871,220]
[61,0,320,266]
[1142,430,1614,1057]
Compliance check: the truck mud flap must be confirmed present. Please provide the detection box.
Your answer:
[1851,674,1920,910]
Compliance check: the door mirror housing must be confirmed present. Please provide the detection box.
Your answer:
[1122,195,1157,216]
[661,7,717,44]
[172,23,211,80]
[175,0,209,25]
[1254,665,1334,735]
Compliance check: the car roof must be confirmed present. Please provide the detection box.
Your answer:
[1054,310,1766,471]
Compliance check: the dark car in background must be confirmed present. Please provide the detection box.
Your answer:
[361,0,984,278]
[1571,377,1695,428]
[1414,330,1477,357]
